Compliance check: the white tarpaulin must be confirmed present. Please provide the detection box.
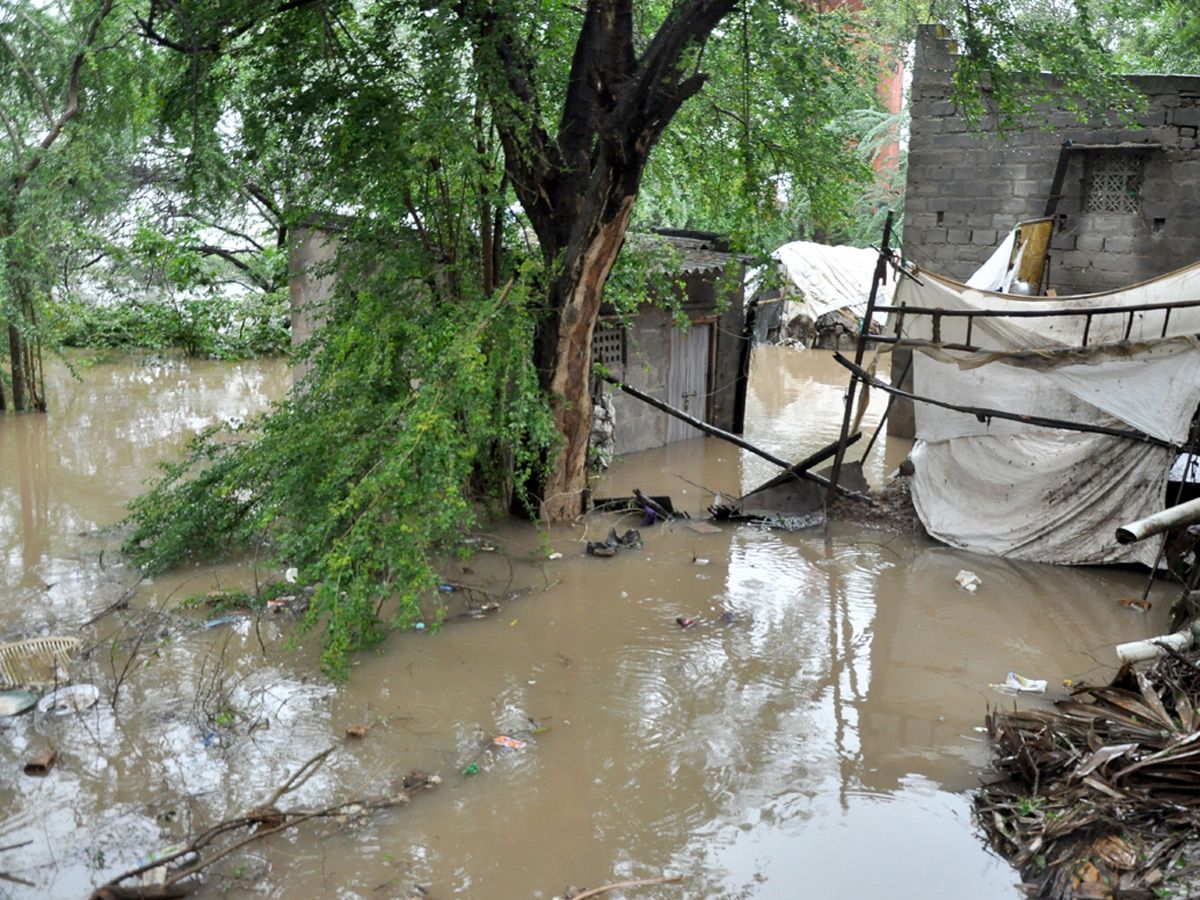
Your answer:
[889,263,1200,565]
[772,241,889,323]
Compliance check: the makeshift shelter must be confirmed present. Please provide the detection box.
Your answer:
[591,230,746,456]
[878,261,1200,566]
[751,242,885,346]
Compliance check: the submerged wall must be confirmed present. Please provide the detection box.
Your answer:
[905,23,1200,295]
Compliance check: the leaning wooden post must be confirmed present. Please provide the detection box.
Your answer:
[826,211,893,506]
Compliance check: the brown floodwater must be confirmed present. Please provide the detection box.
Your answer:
[0,345,1180,900]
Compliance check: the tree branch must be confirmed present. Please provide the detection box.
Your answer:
[0,31,54,124]
[137,0,326,54]
[0,101,26,168]
[15,0,118,194]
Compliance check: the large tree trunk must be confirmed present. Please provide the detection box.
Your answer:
[535,196,634,521]
[480,0,740,521]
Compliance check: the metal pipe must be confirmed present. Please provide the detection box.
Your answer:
[1115,496,1200,545]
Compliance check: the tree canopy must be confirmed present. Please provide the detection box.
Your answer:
[1,0,1193,673]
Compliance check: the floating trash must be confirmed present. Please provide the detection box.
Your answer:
[990,672,1048,695]
[0,689,38,717]
[492,735,525,750]
[36,683,100,716]
[204,614,248,629]
[0,636,81,688]
[1118,596,1152,613]
[24,745,56,776]
[955,570,982,593]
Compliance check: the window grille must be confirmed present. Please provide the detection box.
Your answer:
[591,326,625,369]
[1084,153,1143,214]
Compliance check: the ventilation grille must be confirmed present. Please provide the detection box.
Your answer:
[1084,153,1143,214]
[591,326,625,369]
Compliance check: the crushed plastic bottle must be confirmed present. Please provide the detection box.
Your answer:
[991,672,1048,695]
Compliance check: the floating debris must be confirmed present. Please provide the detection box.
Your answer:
[990,672,1047,695]
[37,684,99,716]
[0,636,81,688]
[955,570,981,593]
[23,745,57,776]
[586,528,643,558]
[1118,596,1152,613]
[0,689,38,717]
[977,649,1200,899]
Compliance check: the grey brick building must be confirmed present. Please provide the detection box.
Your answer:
[891,24,1200,437]
[904,23,1200,294]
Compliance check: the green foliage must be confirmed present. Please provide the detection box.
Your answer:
[943,0,1140,128]
[634,3,883,254]
[52,290,289,358]
[124,249,555,677]
[1093,0,1200,73]
[0,1,163,400]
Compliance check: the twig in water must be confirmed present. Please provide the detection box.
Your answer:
[567,876,684,899]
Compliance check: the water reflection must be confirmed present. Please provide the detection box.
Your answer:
[0,345,1180,900]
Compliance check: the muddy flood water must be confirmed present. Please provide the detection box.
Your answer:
[0,346,1181,900]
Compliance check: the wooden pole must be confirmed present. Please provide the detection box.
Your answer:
[602,376,873,504]
[745,432,861,497]
[732,298,758,434]
[861,353,912,463]
[827,211,893,505]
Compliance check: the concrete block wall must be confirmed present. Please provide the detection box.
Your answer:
[288,226,339,382]
[905,24,1200,294]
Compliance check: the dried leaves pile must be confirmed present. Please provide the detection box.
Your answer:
[977,649,1200,899]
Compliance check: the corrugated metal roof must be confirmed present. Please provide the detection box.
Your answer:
[626,230,743,275]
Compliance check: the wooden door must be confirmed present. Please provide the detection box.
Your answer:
[666,322,712,442]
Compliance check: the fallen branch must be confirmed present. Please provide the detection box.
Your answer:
[90,749,439,900]
[568,875,684,899]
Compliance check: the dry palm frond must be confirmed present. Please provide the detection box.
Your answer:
[0,636,81,688]
[977,649,1200,899]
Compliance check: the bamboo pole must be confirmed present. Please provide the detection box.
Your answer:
[602,376,873,504]
[744,432,861,497]
[828,211,893,505]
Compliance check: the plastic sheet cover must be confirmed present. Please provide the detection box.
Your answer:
[892,264,1200,565]
[771,241,890,323]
